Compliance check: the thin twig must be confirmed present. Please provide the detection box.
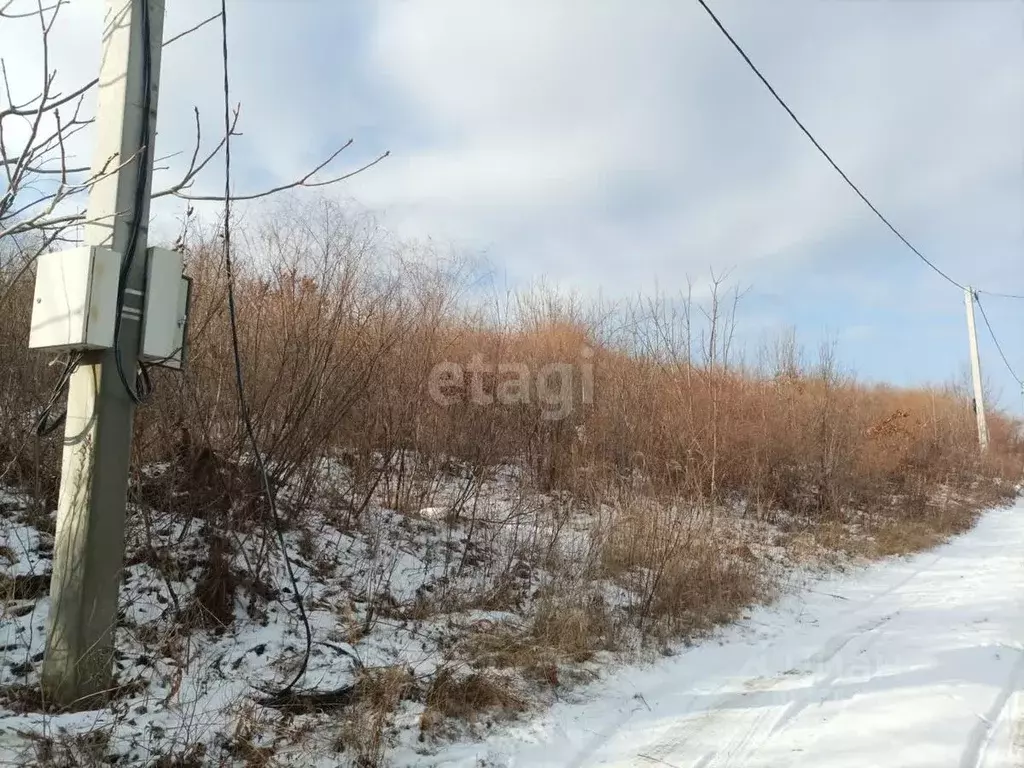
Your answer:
[163,11,221,48]
[0,0,62,20]
[161,147,391,203]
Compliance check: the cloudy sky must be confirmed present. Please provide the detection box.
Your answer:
[3,0,1023,410]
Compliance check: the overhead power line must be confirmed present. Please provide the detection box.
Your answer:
[977,289,1024,301]
[974,293,1023,387]
[693,0,966,292]
[695,0,1022,413]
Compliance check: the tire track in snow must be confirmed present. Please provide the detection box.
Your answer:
[577,553,948,767]
[705,611,898,768]
[638,552,942,765]
[765,611,897,739]
[961,644,1024,768]
[641,611,898,766]
[637,549,947,766]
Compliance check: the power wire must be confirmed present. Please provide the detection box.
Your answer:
[695,0,1024,398]
[693,0,967,292]
[974,292,1023,387]
[110,0,156,405]
[977,289,1024,301]
[34,352,83,437]
[217,0,312,702]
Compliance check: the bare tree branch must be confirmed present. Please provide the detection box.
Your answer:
[0,6,210,122]
[154,139,390,203]
[0,149,136,239]
[2,0,389,275]
[0,0,62,20]
[1,75,97,119]
[148,104,241,200]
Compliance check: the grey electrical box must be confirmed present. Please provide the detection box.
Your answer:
[28,246,120,351]
[140,247,191,370]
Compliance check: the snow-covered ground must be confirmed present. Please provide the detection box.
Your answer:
[2,469,1021,767]
[414,501,1024,768]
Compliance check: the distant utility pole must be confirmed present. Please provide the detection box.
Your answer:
[964,286,990,452]
[41,0,165,704]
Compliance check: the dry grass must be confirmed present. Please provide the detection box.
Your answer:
[29,730,112,768]
[0,677,147,715]
[865,497,981,557]
[531,594,617,662]
[421,667,525,737]
[458,602,610,691]
[332,665,418,766]
[595,499,765,640]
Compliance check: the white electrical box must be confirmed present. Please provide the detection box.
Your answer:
[140,247,191,370]
[28,246,120,351]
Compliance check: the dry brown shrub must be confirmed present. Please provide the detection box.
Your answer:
[422,667,525,731]
[458,599,612,688]
[335,665,418,767]
[1,197,1021,716]
[597,498,763,639]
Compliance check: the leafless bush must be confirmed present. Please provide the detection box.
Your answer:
[5,192,1021,647]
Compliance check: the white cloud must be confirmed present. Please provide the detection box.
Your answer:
[6,1,1019,289]
[339,0,1022,298]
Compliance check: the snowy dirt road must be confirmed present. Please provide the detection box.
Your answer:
[419,502,1024,768]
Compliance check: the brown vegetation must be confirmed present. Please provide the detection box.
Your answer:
[1,197,1021,765]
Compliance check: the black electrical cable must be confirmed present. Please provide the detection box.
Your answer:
[977,289,1024,301]
[217,0,312,702]
[34,352,83,437]
[693,0,968,293]
[110,0,155,405]
[693,0,1024,400]
[974,292,1023,387]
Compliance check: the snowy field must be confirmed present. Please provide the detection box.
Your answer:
[419,501,1024,767]
[2,476,1022,767]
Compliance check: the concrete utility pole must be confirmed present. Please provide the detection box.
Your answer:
[964,286,990,452]
[41,0,165,704]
